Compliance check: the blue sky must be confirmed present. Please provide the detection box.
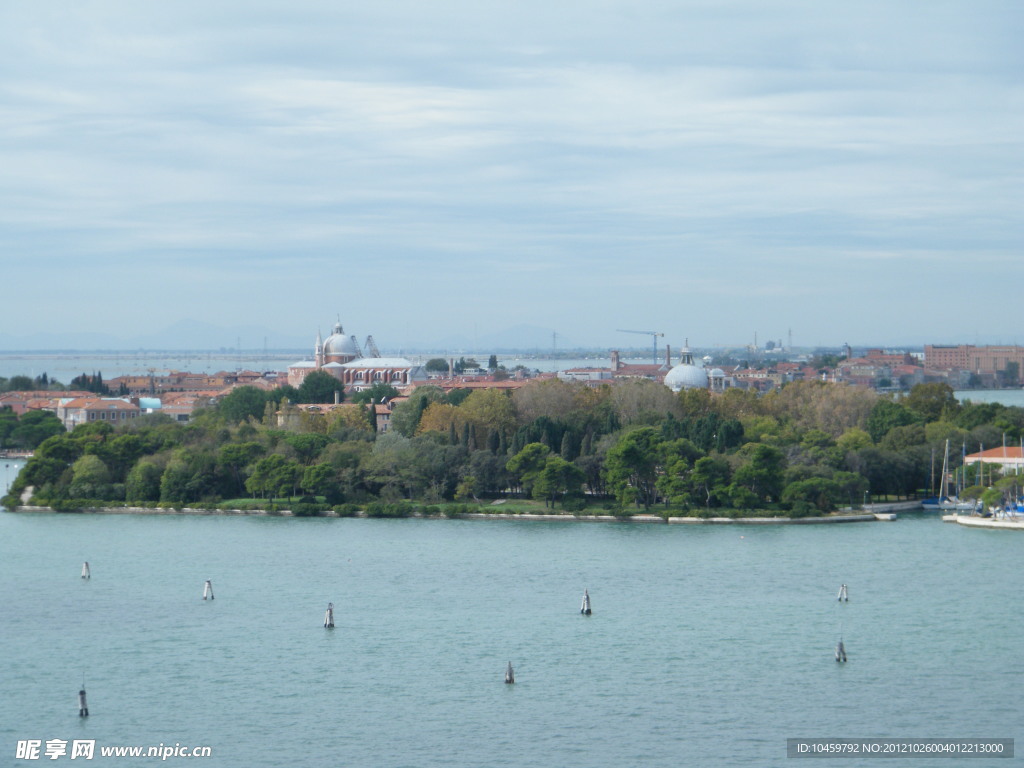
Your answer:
[1,1,1021,351]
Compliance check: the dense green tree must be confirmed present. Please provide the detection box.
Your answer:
[0,407,19,447]
[159,461,192,504]
[604,427,664,509]
[733,443,785,503]
[781,477,842,512]
[282,433,331,465]
[466,450,508,495]
[96,434,147,481]
[424,358,449,373]
[218,386,271,423]
[297,371,344,404]
[575,453,606,497]
[301,463,337,498]
[505,442,551,497]
[691,456,731,509]
[836,427,872,453]
[10,410,65,449]
[126,460,163,502]
[7,375,36,391]
[246,454,302,500]
[70,372,109,395]
[866,399,918,443]
[69,454,111,498]
[879,424,927,451]
[904,382,958,423]
[727,483,760,510]
[218,442,265,495]
[534,455,586,507]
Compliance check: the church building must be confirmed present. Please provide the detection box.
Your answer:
[287,321,427,391]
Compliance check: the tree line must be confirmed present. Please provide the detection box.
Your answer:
[4,378,1022,517]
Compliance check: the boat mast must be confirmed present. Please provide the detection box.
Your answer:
[929,446,936,497]
[939,439,950,500]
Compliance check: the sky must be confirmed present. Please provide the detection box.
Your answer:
[1,1,1021,352]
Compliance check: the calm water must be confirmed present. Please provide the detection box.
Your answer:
[2,461,1022,767]
[956,390,1024,408]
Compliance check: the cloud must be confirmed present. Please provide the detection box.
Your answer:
[0,1,1021,348]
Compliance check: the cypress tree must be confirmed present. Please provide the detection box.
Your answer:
[560,431,573,460]
[581,428,594,456]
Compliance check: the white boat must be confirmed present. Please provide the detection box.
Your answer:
[921,440,979,511]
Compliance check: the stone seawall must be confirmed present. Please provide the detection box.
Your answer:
[11,505,880,525]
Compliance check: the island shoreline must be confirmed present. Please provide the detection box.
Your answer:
[4,504,904,524]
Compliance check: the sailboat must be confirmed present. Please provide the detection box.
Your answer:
[921,440,977,511]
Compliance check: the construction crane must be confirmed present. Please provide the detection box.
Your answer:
[616,329,665,365]
[364,335,382,358]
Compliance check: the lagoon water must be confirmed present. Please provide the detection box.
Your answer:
[2,460,1022,767]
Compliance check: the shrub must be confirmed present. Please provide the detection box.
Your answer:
[291,502,328,517]
[50,498,87,512]
[365,501,413,518]
[333,503,361,517]
[561,496,587,513]
[788,501,817,518]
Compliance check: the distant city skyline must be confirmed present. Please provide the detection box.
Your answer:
[1,2,1021,350]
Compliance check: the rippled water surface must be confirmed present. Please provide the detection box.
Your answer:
[2,472,1021,767]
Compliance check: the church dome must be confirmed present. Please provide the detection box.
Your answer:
[663,346,709,392]
[323,322,360,359]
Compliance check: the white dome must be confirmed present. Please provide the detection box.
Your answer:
[323,323,360,358]
[664,364,709,391]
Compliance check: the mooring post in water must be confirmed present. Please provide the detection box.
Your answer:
[505,661,515,684]
[81,562,90,580]
[78,687,89,717]
[837,584,848,602]
[324,602,335,628]
[835,638,847,663]
[203,580,214,600]
[581,588,592,615]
